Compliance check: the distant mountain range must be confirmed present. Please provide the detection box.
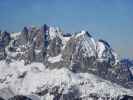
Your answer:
[120,59,133,68]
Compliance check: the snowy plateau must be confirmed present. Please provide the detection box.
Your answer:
[0,24,133,100]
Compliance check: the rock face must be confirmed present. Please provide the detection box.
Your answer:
[48,36,62,57]
[0,31,11,46]
[120,95,133,100]
[0,24,133,99]
[62,31,97,72]
[19,27,29,45]
[0,31,11,60]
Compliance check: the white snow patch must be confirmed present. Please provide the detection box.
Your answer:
[96,41,106,59]
[35,49,41,54]
[62,37,71,50]
[11,32,21,38]
[48,54,62,63]
[111,50,119,65]
[75,30,86,38]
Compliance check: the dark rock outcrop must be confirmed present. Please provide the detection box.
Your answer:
[20,27,29,45]
[8,95,32,100]
[120,95,133,100]
[0,97,5,100]
[0,31,11,47]
[0,31,11,60]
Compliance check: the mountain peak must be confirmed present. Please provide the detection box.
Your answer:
[0,24,119,66]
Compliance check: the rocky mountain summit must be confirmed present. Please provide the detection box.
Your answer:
[0,24,133,100]
[2,24,118,67]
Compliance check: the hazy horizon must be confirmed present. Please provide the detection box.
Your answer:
[0,0,133,58]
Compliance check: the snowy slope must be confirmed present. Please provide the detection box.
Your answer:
[0,61,133,100]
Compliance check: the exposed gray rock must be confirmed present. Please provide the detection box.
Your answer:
[0,31,11,46]
[28,27,38,44]
[19,27,29,45]
[48,36,63,57]
[60,85,80,100]
[0,31,11,60]
[62,37,77,69]
[27,95,40,100]
[62,32,96,72]
[0,48,6,60]
[25,46,35,64]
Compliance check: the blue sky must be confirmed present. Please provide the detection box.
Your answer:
[0,0,133,58]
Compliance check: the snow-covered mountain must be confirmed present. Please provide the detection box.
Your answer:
[0,24,133,100]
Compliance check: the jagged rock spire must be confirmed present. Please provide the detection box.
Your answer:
[20,26,29,45]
